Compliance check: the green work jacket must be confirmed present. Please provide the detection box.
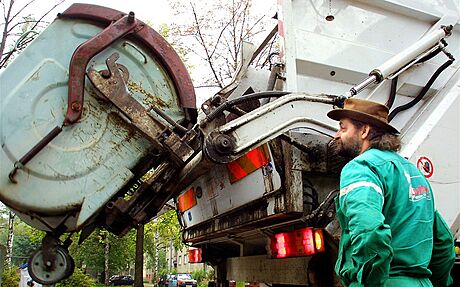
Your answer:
[335,148,455,287]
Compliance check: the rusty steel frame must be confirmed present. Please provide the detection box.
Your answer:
[60,3,196,116]
[64,12,138,125]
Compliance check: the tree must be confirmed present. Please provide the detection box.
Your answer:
[144,210,184,283]
[11,221,44,264]
[169,0,277,90]
[68,228,136,282]
[0,209,45,267]
[4,212,13,265]
[0,0,66,68]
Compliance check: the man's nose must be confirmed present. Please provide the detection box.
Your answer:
[334,130,341,140]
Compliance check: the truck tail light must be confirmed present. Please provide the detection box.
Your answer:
[314,229,325,252]
[188,248,202,263]
[269,227,325,258]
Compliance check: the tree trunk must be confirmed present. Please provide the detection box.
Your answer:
[0,244,6,285]
[135,224,144,287]
[5,212,15,265]
[104,238,110,285]
[155,229,159,284]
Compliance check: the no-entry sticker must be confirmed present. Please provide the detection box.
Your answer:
[417,156,434,178]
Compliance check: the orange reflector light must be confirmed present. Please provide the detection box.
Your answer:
[269,227,325,258]
[188,248,202,263]
[314,229,325,252]
[178,187,197,212]
[226,144,270,183]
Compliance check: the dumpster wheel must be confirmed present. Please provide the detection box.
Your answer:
[28,245,75,285]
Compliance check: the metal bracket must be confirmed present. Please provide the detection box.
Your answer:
[87,52,196,165]
[203,93,339,163]
[64,12,138,125]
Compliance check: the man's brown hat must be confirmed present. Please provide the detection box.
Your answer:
[327,98,399,134]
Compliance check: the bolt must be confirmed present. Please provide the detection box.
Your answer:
[100,70,110,78]
[45,261,52,267]
[71,102,82,112]
[211,95,222,105]
[214,134,234,154]
[127,12,135,23]
[220,139,230,148]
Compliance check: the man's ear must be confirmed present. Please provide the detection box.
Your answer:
[361,124,371,139]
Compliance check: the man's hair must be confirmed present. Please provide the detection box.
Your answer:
[350,119,401,152]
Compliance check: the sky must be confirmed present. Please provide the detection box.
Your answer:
[4,0,277,99]
[39,0,174,26]
[37,0,274,102]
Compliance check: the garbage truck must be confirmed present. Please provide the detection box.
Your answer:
[0,0,459,285]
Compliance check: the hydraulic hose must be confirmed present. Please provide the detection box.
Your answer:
[388,59,454,122]
[202,91,291,124]
[385,76,398,109]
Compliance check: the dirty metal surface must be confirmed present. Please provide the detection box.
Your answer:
[182,195,298,244]
[61,3,196,109]
[65,12,138,125]
[87,53,166,150]
[177,149,282,229]
[0,6,191,232]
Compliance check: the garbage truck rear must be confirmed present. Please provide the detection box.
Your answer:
[0,0,458,285]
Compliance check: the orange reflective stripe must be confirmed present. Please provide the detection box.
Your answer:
[178,188,197,212]
[226,144,270,183]
[226,161,248,182]
[246,144,269,167]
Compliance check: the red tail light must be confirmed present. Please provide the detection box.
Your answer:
[188,248,202,263]
[269,227,325,258]
[178,280,184,285]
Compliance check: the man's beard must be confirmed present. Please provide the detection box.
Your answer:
[335,136,362,158]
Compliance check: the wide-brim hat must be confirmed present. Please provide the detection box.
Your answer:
[327,98,399,134]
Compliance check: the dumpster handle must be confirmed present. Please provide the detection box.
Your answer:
[9,126,63,184]
[64,12,138,125]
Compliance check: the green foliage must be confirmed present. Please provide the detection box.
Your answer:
[192,269,214,285]
[206,269,214,280]
[158,268,170,278]
[144,210,185,279]
[191,269,207,283]
[1,267,20,287]
[107,230,136,274]
[55,267,95,287]
[0,210,45,266]
[145,210,183,251]
[69,229,136,275]
[12,222,45,261]
[69,232,104,274]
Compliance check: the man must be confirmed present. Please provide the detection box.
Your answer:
[327,98,455,287]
